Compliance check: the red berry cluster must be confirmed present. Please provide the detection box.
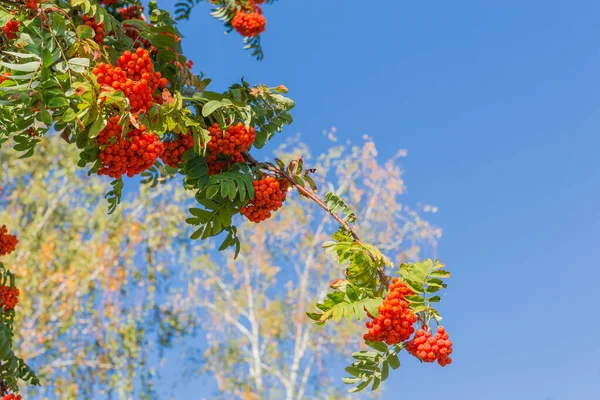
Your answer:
[92,48,168,113]
[1,394,22,400]
[2,19,19,40]
[97,116,164,179]
[0,225,18,257]
[406,326,453,366]
[231,9,266,37]
[207,152,245,176]
[160,133,194,168]
[23,0,37,10]
[207,122,255,155]
[82,15,105,44]
[240,176,288,222]
[100,0,118,5]
[0,285,19,311]
[119,5,143,20]
[185,59,193,69]
[364,278,417,344]
[0,72,10,84]
[205,122,255,175]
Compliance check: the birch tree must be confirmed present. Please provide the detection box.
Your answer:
[169,131,441,399]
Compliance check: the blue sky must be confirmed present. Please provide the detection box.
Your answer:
[159,0,600,398]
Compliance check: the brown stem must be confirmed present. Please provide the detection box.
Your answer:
[43,7,74,23]
[0,0,21,7]
[242,151,390,289]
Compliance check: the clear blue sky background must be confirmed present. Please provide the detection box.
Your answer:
[156,0,600,398]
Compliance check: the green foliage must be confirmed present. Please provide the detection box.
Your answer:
[307,280,382,324]
[247,84,295,148]
[0,265,39,393]
[323,230,392,290]
[105,178,124,214]
[343,344,403,393]
[0,1,451,396]
[175,0,274,59]
[184,160,257,253]
[323,192,357,224]
[398,258,450,323]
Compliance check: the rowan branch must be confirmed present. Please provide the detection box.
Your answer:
[242,151,390,289]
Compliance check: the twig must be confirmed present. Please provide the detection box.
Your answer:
[242,152,358,240]
[0,0,21,8]
[242,151,390,289]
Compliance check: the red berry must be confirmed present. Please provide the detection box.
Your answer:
[92,49,169,114]
[119,5,144,21]
[0,285,19,310]
[1,394,22,400]
[204,123,255,175]
[240,176,288,223]
[160,133,194,168]
[2,19,20,40]
[0,225,18,256]
[406,326,454,367]
[82,15,105,44]
[363,280,417,345]
[96,116,164,179]
[231,9,266,37]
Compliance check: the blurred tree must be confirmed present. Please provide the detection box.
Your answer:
[168,129,442,399]
[0,129,440,399]
[0,136,193,399]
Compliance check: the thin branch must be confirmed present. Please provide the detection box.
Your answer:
[242,151,390,289]
[199,301,252,339]
[0,0,21,7]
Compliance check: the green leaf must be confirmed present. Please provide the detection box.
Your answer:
[68,58,90,74]
[428,296,441,303]
[352,351,378,361]
[381,360,389,381]
[220,179,229,198]
[388,353,400,370]
[411,305,426,313]
[202,100,221,117]
[427,277,446,287]
[365,341,388,353]
[346,284,359,301]
[2,51,40,60]
[305,312,322,321]
[344,366,363,378]
[0,60,40,72]
[38,107,52,125]
[227,179,236,201]
[371,375,381,391]
[349,378,372,393]
[352,302,365,321]
[236,177,247,201]
[425,285,442,294]
[430,269,451,278]
[205,184,219,199]
[47,96,69,108]
[363,297,382,317]
[403,279,425,294]
[332,304,345,323]
[76,25,95,40]
[87,115,106,139]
